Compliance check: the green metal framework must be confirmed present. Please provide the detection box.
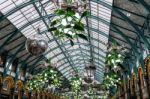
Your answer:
[0,0,149,82]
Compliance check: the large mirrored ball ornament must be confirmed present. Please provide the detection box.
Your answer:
[26,34,48,56]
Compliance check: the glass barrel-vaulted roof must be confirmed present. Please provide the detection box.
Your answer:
[0,0,113,83]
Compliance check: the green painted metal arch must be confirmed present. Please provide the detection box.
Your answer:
[0,0,112,76]
[30,49,104,73]
[3,44,25,77]
[19,14,55,30]
[57,54,104,70]
[16,14,107,54]
[31,52,104,74]
[25,42,106,70]
[92,0,150,49]
[62,64,104,77]
[59,58,104,73]
[28,46,106,70]
[137,0,150,13]
[0,0,43,21]
[63,66,104,79]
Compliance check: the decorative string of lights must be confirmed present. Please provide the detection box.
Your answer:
[25,62,62,91]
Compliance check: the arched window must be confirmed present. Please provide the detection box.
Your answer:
[21,66,27,77]
[12,58,18,73]
[0,51,7,68]
[145,57,150,97]
[2,76,14,92]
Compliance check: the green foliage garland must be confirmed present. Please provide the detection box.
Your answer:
[25,66,62,91]
[103,44,125,96]
[70,75,82,99]
[49,4,90,46]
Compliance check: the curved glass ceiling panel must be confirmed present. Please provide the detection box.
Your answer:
[0,0,113,82]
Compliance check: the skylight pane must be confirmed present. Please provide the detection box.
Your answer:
[0,0,14,13]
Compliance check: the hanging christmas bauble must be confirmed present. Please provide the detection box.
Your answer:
[83,76,93,84]
[25,34,48,56]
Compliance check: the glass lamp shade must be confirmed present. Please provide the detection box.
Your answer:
[89,65,96,76]
[83,94,90,99]
[25,34,48,56]
[85,66,91,77]
[83,76,93,84]
[60,2,78,10]
[47,85,55,93]
[85,63,96,77]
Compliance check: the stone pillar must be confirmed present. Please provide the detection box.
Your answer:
[0,81,3,99]
[133,74,140,99]
[37,92,39,99]
[47,92,49,99]
[119,86,124,99]
[126,80,130,99]
[123,79,127,99]
[20,90,24,99]
[28,91,31,99]
[138,67,144,99]
[42,92,45,99]
[129,79,134,99]
[146,58,150,97]
[9,87,14,99]
[35,91,37,99]
[18,90,21,99]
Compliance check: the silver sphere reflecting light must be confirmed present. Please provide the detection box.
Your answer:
[26,34,48,56]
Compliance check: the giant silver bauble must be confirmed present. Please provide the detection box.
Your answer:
[26,34,48,56]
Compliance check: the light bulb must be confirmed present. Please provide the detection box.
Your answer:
[67,17,72,22]
[64,28,69,33]
[75,13,80,19]
[71,24,75,26]
[116,59,121,63]
[68,31,72,34]
[61,19,67,26]
[59,28,62,32]
[108,54,111,57]
[118,54,121,57]
[114,65,117,68]
[111,59,115,64]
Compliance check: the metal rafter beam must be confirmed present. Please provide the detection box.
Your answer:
[0,30,19,52]
[113,5,146,19]
[112,9,148,68]
[32,1,76,73]
[91,15,142,56]
[30,52,104,76]
[62,65,103,77]
[61,62,103,76]
[3,44,25,76]
[22,40,106,66]
[86,0,94,66]
[0,0,39,21]
[7,41,25,52]
[111,25,140,55]
[92,0,150,50]
[112,14,143,28]
[28,46,106,70]
[33,53,104,71]
[137,0,150,12]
